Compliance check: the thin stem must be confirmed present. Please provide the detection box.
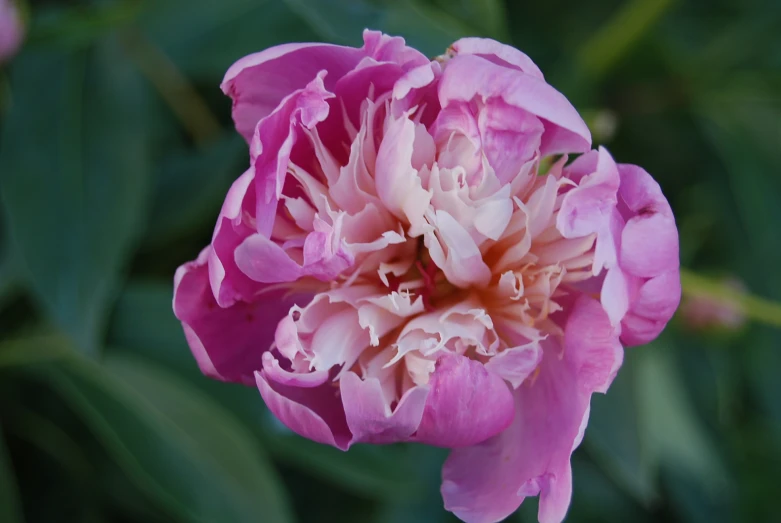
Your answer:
[120,28,221,147]
[680,268,781,328]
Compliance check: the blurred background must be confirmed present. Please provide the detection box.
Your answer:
[1,0,780,522]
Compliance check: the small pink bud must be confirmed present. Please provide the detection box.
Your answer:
[681,277,747,331]
[0,0,24,64]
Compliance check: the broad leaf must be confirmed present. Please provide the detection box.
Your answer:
[0,38,151,355]
[141,0,319,78]
[108,280,425,501]
[284,0,475,56]
[38,352,294,523]
[635,344,727,492]
[586,354,656,504]
[143,134,246,249]
[0,425,23,523]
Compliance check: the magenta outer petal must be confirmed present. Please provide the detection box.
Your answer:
[557,147,620,240]
[172,248,302,385]
[208,169,260,307]
[617,164,679,278]
[616,163,681,346]
[438,54,591,156]
[441,297,622,523]
[235,231,353,284]
[340,372,429,444]
[361,29,430,69]
[414,353,515,448]
[450,37,544,79]
[261,352,330,388]
[221,42,364,141]
[257,370,352,450]
[221,30,427,142]
[621,270,682,346]
[249,73,333,238]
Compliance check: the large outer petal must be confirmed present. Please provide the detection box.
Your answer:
[249,72,333,238]
[257,370,352,450]
[441,297,622,523]
[450,37,544,79]
[172,248,305,385]
[340,372,429,444]
[221,43,364,141]
[438,54,591,157]
[616,164,681,345]
[221,30,428,142]
[414,353,515,448]
[208,169,259,307]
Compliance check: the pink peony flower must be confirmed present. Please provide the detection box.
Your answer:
[0,0,24,64]
[173,31,680,523]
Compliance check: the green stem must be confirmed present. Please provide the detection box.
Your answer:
[120,28,221,148]
[680,268,781,328]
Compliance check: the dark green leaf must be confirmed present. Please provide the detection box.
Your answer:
[144,134,246,249]
[586,354,656,504]
[576,0,675,79]
[284,0,475,56]
[28,2,143,49]
[0,424,23,523]
[108,281,426,501]
[422,0,508,40]
[568,455,652,523]
[107,281,194,373]
[696,82,781,292]
[0,334,72,369]
[266,436,423,502]
[373,445,453,523]
[141,0,320,78]
[0,38,151,356]
[635,344,727,493]
[37,353,294,523]
[0,234,21,310]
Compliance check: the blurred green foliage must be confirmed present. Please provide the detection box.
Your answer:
[1,0,780,522]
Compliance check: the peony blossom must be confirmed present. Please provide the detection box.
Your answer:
[0,0,24,64]
[173,31,680,523]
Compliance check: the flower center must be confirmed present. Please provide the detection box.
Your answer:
[382,238,460,312]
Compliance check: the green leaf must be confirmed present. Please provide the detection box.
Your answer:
[141,0,319,78]
[107,282,195,373]
[635,344,727,492]
[586,354,656,504]
[696,82,781,292]
[0,425,23,523]
[265,435,423,501]
[28,1,143,49]
[0,234,21,311]
[0,334,71,369]
[143,134,246,249]
[568,455,653,523]
[0,38,152,356]
[373,445,453,523]
[37,353,294,523]
[576,0,675,79]
[284,0,475,57]
[108,280,425,501]
[422,0,508,40]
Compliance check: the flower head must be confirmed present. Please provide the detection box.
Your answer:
[0,0,24,64]
[174,31,680,523]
